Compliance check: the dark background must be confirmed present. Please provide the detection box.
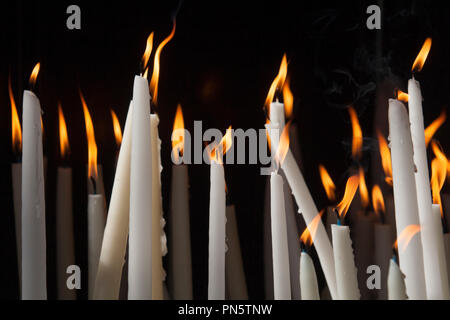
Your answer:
[1,0,450,299]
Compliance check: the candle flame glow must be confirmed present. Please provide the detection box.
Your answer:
[265,118,272,152]
[9,76,22,154]
[282,76,294,119]
[394,225,421,253]
[141,32,154,73]
[335,175,359,219]
[348,106,363,160]
[110,109,123,148]
[150,19,176,105]
[172,104,185,163]
[275,122,291,167]
[412,38,432,73]
[358,167,369,209]
[264,54,288,116]
[318,164,336,202]
[371,184,385,217]
[377,130,393,186]
[430,141,447,217]
[80,91,98,179]
[424,110,446,147]
[29,62,41,89]
[210,126,233,164]
[300,209,325,247]
[396,89,409,103]
[58,103,70,159]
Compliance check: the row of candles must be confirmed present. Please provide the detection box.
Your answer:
[8,27,450,300]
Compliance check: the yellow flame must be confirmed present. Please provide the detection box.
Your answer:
[425,110,446,147]
[335,175,359,219]
[395,225,421,253]
[318,164,336,202]
[412,38,432,73]
[264,54,288,115]
[150,19,176,105]
[210,126,233,164]
[80,91,98,179]
[141,32,154,72]
[282,76,294,119]
[29,62,41,88]
[265,118,272,152]
[359,167,369,209]
[9,76,22,154]
[172,104,185,163]
[300,209,325,247]
[275,122,291,167]
[431,141,447,216]
[110,109,122,148]
[143,67,149,80]
[397,89,409,103]
[348,106,363,160]
[58,103,70,159]
[372,184,385,217]
[377,130,393,186]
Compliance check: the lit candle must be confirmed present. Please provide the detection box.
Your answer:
[388,97,426,299]
[21,63,47,300]
[56,103,76,300]
[110,109,123,167]
[387,257,407,300]
[94,102,133,300]
[208,127,232,300]
[168,104,193,299]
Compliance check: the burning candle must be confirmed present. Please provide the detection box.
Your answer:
[56,103,76,300]
[9,75,22,285]
[387,256,407,300]
[21,63,47,300]
[388,97,426,299]
[424,110,446,148]
[110,109,123,166]
[299,211,323,300]
[94,102,133,300]
[407,38,448,299]
[208,127,232,300]
[81,92,106,299]
[332,175,360,300]
[168,105,193,299]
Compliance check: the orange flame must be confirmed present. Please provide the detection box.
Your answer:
[150,19,176,105]
[335,175,359,219]
[110,109,122,148]
[425,110,446,147]
[141,32,154,72]
[143,67,149,80]
[275,122,291,167]
[430,141,447,216]
[300,209,325,247]
[282,76,294,119]
[358,167,369,208]
[318,164,336,202]
[9,76,22,154]
[58,103,70,159]
[377,130,393,186]
[348,106,363,160]
[394,225,421,253]
[396,89,409,103]
[80,91,98,179]
[412,38,432,73]
[372,184,385,216]
[29,62,40,88]
[264,54,288,115]
[265,118,272,152]
[210,126,233,164]
[172,104,185,163]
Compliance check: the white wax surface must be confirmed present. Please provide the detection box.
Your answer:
[21,90,46,300]
[388,99,426,299]
[88,194,105,299]
[387,258,407,300]
[300,251,320,300]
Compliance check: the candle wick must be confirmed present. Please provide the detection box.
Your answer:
[90,176,97,195]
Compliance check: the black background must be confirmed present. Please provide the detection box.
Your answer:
[1,0,450,300]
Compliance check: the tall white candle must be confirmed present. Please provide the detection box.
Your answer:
[387,258,407,300]
[409,78,449,299]
[388,99,426,299]
[332,224,360,300]
[94,103,133,300]
[129,75,153,299]
[270,172,291,300]
[21,90,46,300]
[299,251,320,300]
[88,194,105,299]
[208,160,226,300]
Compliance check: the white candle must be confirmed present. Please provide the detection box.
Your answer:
[208,160,226,300]
[21,90,46,300]
[332,224,360,300]
[88,194,105,299]
[299,251,320,300]
[168,164,193,299]
[56,167,76,299]
[225,204,248,300]
[94,102,133,300]
[11,162,22,284]
[87,165,106,202]
[388,99,426,299]
[270,172,291,300]
[150,114,164,299]
[129,75,153,299]
[387,258,407,300]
